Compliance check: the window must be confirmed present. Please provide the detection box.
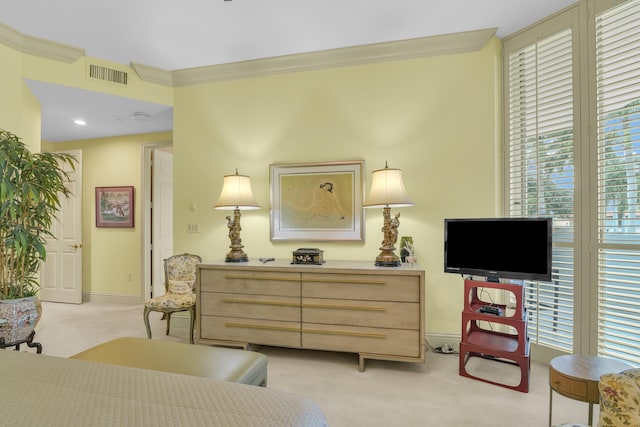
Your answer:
[505,0,640,366]
[505,28,576,353]
[595,0,640,365]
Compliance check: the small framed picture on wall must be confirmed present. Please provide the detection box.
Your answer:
[95,186,134,228]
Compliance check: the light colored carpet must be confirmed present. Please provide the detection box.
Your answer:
[30,301,592,427]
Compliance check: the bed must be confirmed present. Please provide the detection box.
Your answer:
[0,349,327,426]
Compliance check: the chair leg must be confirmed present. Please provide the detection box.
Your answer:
[189,306,196,344]
[165,312,171,336]
[143,307,153,339]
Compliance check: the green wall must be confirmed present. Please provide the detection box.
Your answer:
[3,36,502,337]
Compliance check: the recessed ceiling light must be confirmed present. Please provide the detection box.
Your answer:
[74,119,87,126]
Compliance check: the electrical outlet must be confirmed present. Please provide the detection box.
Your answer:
[186,224,200,233]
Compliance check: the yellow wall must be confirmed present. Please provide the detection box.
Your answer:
[4,35,502,336]
[173,38,503,335]
[0,44,41,148]
[19,81,42,152]
[0,44,22,134]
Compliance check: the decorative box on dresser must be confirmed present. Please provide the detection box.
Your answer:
[196,260,425,371]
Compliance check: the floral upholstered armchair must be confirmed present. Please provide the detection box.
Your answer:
[143,253,201,344]
[598,368,640,427]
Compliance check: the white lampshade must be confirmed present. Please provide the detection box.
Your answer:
[364,163,414,208]
[213,170,260,210]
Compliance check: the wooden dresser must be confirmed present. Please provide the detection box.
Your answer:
[196,260,425,371]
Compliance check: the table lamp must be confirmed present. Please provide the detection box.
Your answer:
[364,162,414,266]
[213,169,259,262]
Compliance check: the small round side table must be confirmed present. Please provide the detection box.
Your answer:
[549,354,632,426]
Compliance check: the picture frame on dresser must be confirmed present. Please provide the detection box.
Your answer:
[269,160,365,241]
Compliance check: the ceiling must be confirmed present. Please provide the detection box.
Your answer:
[1,0,577,142]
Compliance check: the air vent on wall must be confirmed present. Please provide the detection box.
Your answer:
[89,64,128,85]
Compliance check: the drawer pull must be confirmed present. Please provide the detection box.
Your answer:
[225,323,300,333]
[303,277,386,285]
[224,274,387,285]
[302,303,386,312]
[303,328,386,339]
[223,298,300,307]
[223,298,386,312]
[225,274,300,282]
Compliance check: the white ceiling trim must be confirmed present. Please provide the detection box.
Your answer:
[0,22,84,63]
[131,63,174,87]
[169,28,497,87]
[2,24,494,87]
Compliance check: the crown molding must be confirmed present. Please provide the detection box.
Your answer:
[0,22,23,51]
[171,28,496,87]
[0,22,84,63]
[131,62,174,86]
[0,21,494,86]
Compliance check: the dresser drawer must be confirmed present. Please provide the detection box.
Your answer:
[200,292,301,321]
[199,269,300,296]
[301,273,419,302]
[302,298,418,329]
[302,323,420,357]
[200,315,301,348]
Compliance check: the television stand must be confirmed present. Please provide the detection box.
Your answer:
[459,279,529,392]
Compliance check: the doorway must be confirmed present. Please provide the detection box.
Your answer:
[142,143,173,300]
[40,149,83,303]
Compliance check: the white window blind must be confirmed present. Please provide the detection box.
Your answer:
[507,29,575,352]
[596,0,640,365]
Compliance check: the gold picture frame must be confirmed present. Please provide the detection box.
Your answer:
[270,160,365,241]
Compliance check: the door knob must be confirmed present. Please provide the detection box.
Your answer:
[69,244,83,249]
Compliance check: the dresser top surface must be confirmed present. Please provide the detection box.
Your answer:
[198,259,424,275]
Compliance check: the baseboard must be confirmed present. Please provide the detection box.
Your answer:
[426,332,461,352]
[82,293,143,305]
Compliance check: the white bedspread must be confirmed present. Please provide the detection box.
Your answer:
[0,350,327,426]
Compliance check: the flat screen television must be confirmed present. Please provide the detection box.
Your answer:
[444,217,552,282]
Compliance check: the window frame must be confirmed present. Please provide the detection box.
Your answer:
[502,0,639,364]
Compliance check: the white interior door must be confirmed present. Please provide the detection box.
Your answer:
[40,149,83,303]
[152,148,173,297]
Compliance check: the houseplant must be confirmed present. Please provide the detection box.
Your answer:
[0,129,75,349]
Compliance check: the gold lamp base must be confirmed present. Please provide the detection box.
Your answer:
[373,206,402,267]
[223,208,249,263]
[225,247,249,263]
[374,249,401,267]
